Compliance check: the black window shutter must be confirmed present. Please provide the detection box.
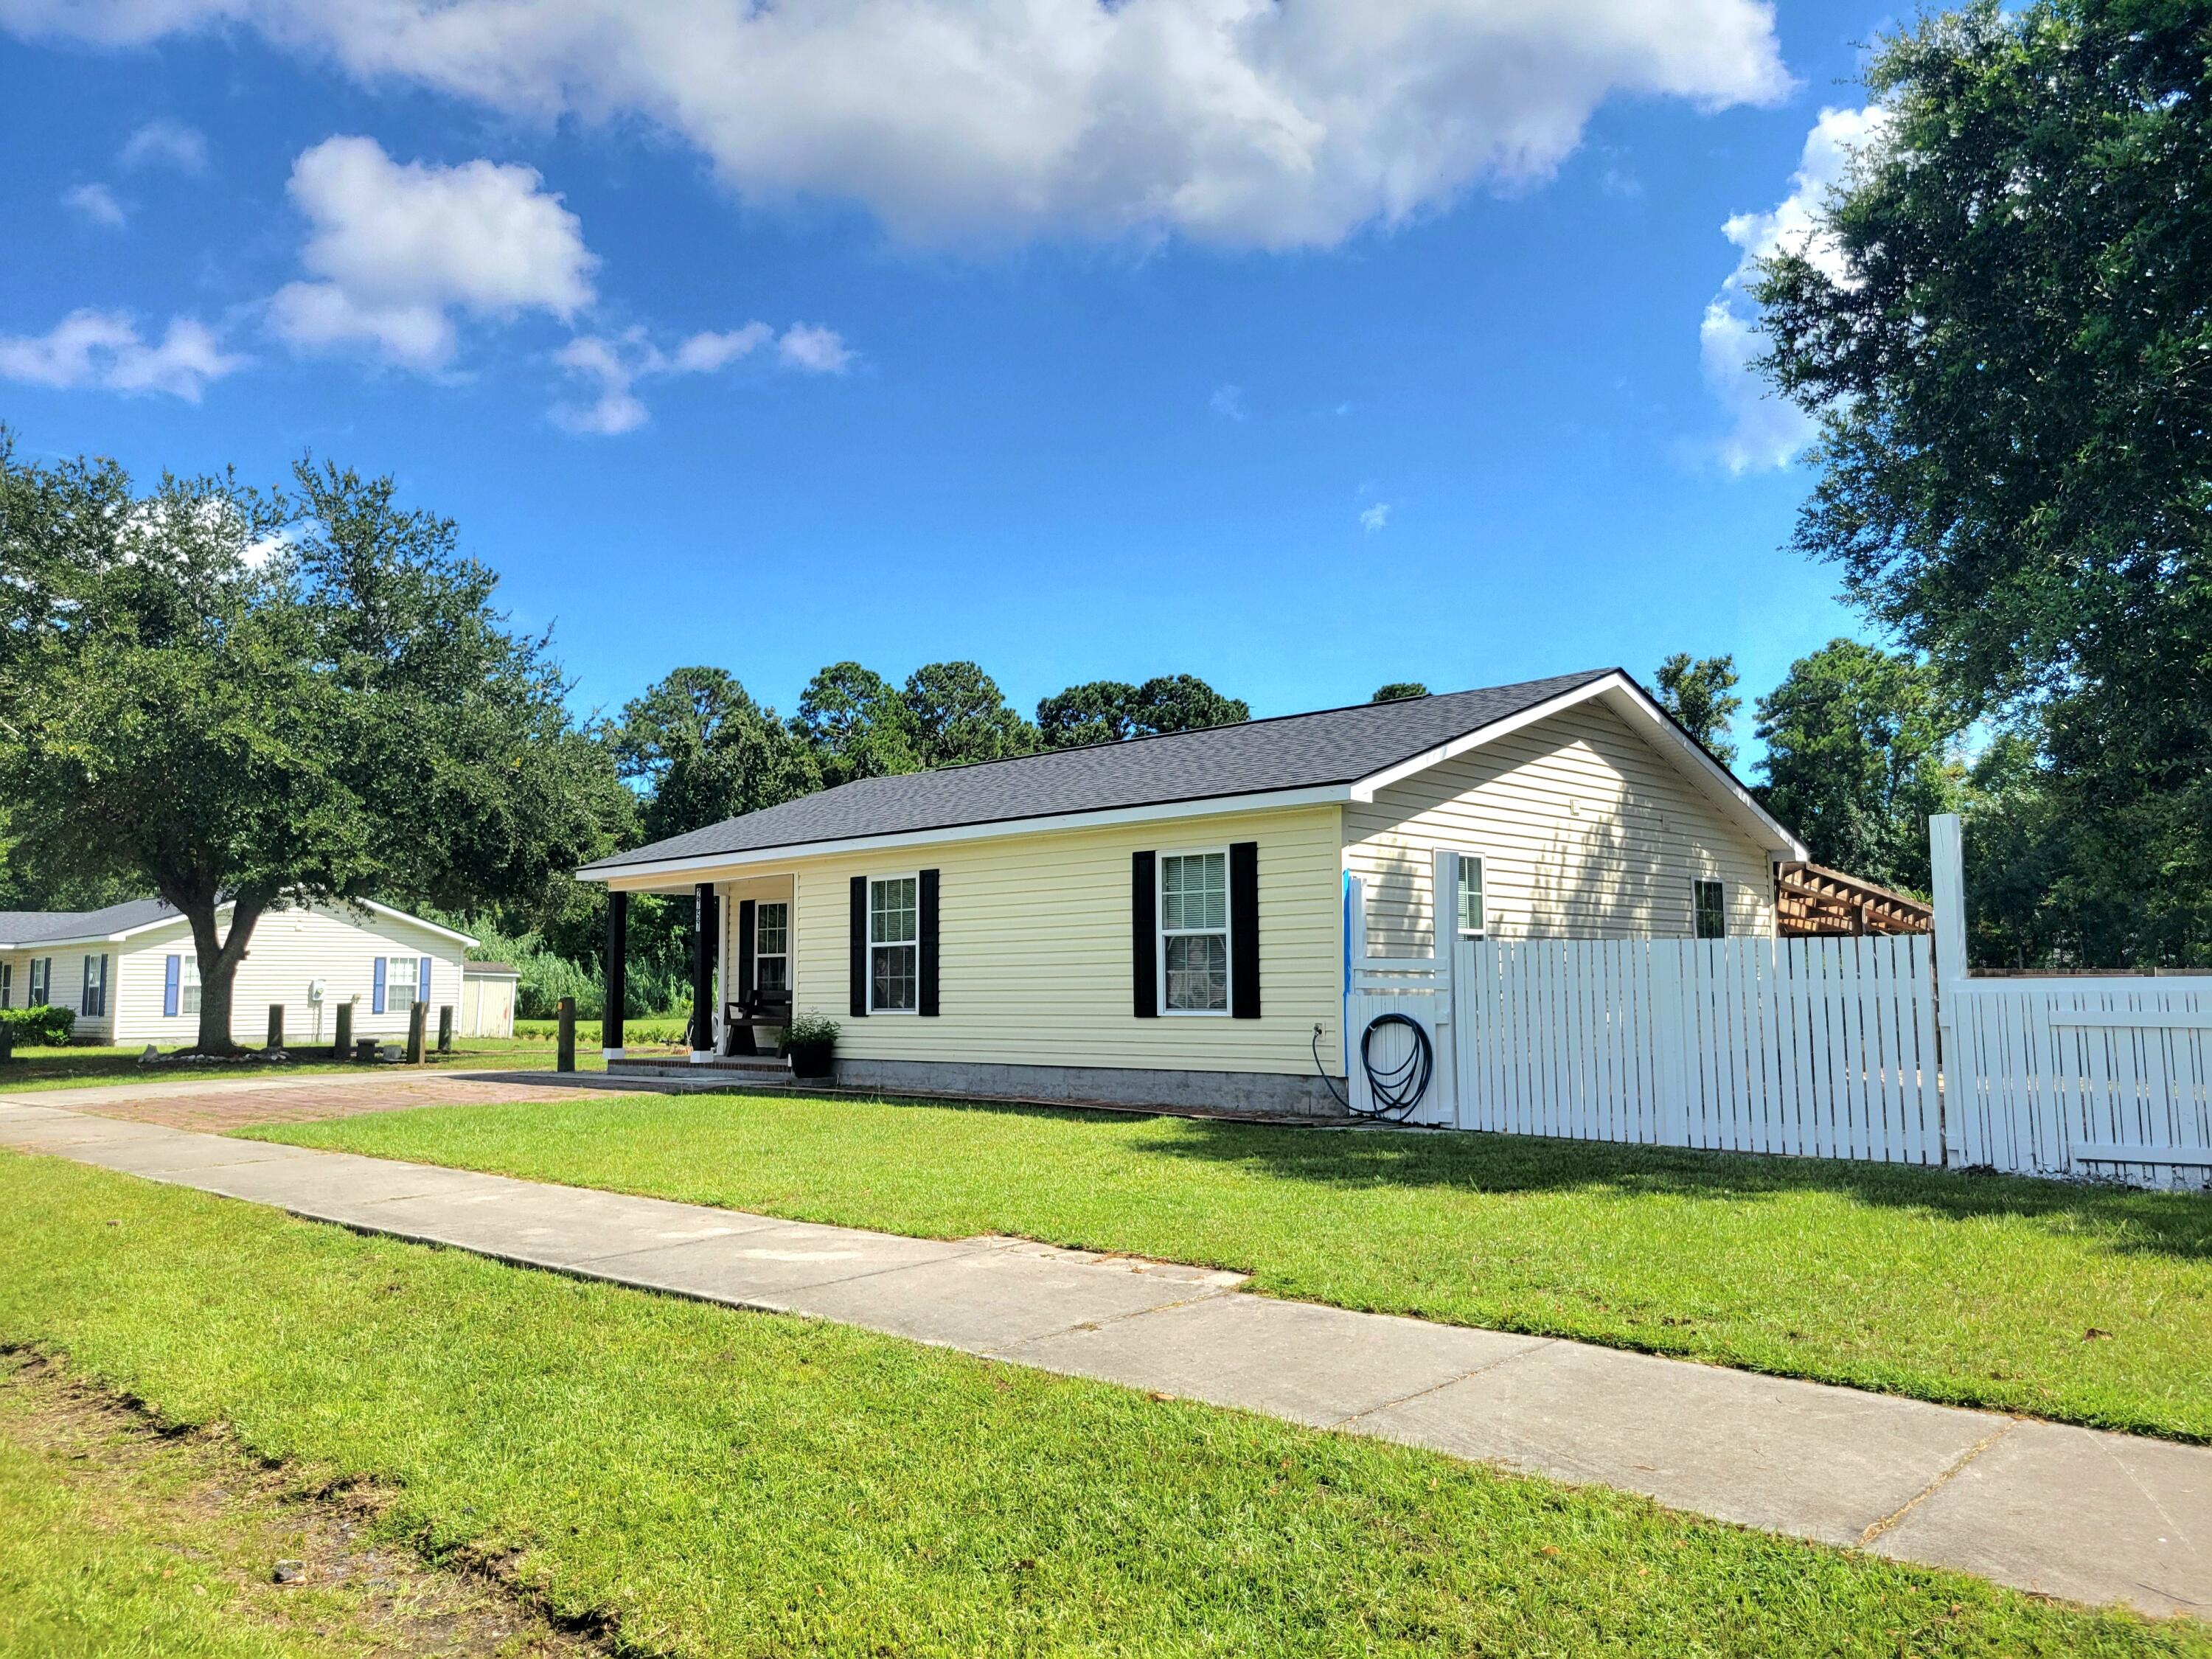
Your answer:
[1131,850,1158,1018]
[1230,840,1261,1019]
[918,869,940,1017]
[849,876,869,1017]
[737,900,757,1004]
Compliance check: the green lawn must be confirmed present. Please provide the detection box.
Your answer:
[1,1152,2194,1658]
[0,1352,578,1658]
[249,1091,2212,1441]
[0,1034,658,1093]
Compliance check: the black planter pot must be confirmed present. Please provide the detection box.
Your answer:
[787,1040,835,1081]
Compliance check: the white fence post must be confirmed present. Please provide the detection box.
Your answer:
[1929,813,1969,998]
[1927,812,1969,1166]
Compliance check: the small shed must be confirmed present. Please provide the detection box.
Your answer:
[460,961,521,1038]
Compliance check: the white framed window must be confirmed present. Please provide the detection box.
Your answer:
[181,956,202,1016]
[28,958,49,1006]
[381,956,419,1013]
[755,902,790,995]
[81,953,108,1018]
[868,876,919,1013]
[1455,855,1486,940]
[1158,849,1230,1015]
[1692,879,1728,941]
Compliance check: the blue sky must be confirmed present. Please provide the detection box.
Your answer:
[0,0,1895,768]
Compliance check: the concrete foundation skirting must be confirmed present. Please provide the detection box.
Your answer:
[828,1057,1348,1119]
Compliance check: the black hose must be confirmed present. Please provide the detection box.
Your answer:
[1356,1012,1434,1121]
[1314,1012,1436,1121]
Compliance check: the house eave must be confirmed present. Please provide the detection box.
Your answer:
[577,784,1355,888]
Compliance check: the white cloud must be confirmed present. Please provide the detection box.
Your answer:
[671,323,772,374]
[2,0,1790,248]
[118,118,207,173]
[552,321,855,436]
[1209,383,1247,421]
[1359,502,1390,532]
[268,135,596,370]
[1701,104,1891,474]
[776,323,852,375]
[0,308,245,400]
[550,334,649,434]
[63,181,126,226]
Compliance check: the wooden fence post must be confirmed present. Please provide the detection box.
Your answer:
[406,1001,427,1064]
[266,1004,285,1051]
[333,1001,352,1061]
[437,1004,454,1054]
[556,997,576,1073]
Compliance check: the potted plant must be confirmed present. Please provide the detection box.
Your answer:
[785,1011,840,1081]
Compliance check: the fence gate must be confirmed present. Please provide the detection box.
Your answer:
[1930,819,2212,1186]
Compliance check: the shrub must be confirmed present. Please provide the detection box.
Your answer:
[0,1004,77,1045]
[785,1010,840,1048]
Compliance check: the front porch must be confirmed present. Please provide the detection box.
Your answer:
[602,871,794,1066]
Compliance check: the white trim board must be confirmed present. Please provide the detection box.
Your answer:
[0,898,478,953]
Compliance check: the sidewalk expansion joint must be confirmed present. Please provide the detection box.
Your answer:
[1332,1339,1559,1431]
[1859,1420,2016,1546]
[990,1284,1245,1355]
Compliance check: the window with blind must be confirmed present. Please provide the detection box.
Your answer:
[1158,849,1230,1014]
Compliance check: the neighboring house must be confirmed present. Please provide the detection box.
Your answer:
[0,899,475,1047]
[578,670,1809,1114]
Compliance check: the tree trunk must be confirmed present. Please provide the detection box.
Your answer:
[182,896,266,1056]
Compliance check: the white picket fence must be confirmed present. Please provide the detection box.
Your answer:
[1930,818,2212,1188]
[1448,935,1941,1162]
[1338,820,2211,1188]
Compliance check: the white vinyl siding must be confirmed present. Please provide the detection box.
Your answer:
[1346,700,1776,953]
[104,905,467,1046]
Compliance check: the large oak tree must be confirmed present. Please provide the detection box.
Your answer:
[1756,0,2212,961]
[0,439,627,1051]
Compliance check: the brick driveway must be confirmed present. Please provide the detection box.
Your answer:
[54,1075,623,1133]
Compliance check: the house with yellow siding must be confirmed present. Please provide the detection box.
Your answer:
[578,670,1806,1114]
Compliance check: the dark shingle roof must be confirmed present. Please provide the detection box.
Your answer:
[0,898,183,947]
[583,670,1615,873]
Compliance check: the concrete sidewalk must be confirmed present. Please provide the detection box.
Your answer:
[1,1097,2203,1620]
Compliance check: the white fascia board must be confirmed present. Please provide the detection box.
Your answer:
[7,900,482,953]
[579,784,1354,888]
[1347,672,1809,860]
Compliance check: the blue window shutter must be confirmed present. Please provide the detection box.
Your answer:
[82,956,92,1015]
[164,955,181,1017]
[419,956,431,1003]
[372,957,387,1014]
